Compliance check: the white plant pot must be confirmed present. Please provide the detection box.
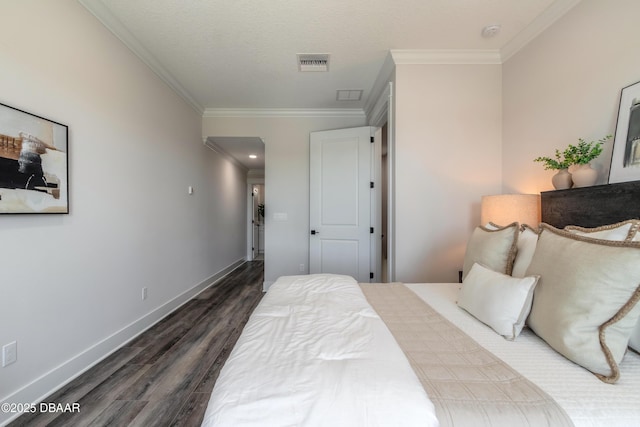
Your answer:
[571,163,598,187]
[551,169,572,190]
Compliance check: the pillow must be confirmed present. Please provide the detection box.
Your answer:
[511,224,540,278]
[629,221,640,351]
[630,323,640,353]
[484,222,540,279]
[564,220,640,354]
[526,224,640,383]
[565,219,640,353]
[458,263,539,340]
[462,223,518,281]
[484,222,502,230]
[564,219,638,241]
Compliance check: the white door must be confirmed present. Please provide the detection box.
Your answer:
[309,126,377,282]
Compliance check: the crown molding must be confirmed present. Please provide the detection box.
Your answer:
[247,169,265,178]
[202,108,366,119]
[501,0,583,62]
[203,138,249,172]
[364,52,396,121]
[78,0,204,115]
[390,49,502,65]
[367,82,392,127]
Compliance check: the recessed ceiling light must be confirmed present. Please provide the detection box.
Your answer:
[481,24,501,38]
[249,154,257,159]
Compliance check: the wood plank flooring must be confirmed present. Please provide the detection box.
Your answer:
[9,260,264,427]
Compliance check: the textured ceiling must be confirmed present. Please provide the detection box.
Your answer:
[79,0,580,113]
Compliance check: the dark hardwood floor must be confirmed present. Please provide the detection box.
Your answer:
[9,260,264,427]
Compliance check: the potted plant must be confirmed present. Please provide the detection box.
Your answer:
[563,135,610,165]
[563,135,611,187]
[534,135,611,189]
[533,150,573,190]
[533,149,572,170]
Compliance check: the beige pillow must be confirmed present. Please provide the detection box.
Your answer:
[565,219,639,241]
[631,220,640,351]
[458,263,539,340]
[511,225,540,278]
[462,223,518,281]
[565,220,640,354]
[485,223,540,278]
[526,224,640,383]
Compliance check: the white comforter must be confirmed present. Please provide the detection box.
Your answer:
[201,274,439,427]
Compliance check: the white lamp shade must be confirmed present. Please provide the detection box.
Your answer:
[480,194,541,226]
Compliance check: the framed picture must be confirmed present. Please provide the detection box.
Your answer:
[0,103,68,213]
[609,80,640,184]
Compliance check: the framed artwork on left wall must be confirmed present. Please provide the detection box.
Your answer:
[0,102,69,213]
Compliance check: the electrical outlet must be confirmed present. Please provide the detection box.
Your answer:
[142,287,148,301]
[2,341,17,367]
[299,264,305,272]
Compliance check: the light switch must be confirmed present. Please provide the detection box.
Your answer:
[2,341,17,367]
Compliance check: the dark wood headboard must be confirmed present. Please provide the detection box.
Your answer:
[541,181,640,228]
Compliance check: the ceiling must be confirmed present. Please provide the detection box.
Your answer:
[79,0,581,169]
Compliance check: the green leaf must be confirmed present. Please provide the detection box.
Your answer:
[534,135,611,169]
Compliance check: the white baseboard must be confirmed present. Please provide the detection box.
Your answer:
[0,258,245,427]
[262,280,274,292]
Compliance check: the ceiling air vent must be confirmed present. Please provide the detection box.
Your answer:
[336,89,363,101]
[297,54,330,72]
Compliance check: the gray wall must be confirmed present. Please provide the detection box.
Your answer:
[503,0,640,193]
[0,2,247,420]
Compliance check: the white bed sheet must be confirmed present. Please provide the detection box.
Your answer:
[201,274,439,427]
[406,283,640,427]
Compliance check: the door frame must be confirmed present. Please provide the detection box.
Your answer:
[371,127,382,282]
[246,177,264,261]
[369,82,394,282]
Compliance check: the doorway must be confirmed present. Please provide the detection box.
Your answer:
[204,135,265,264]
[369,81,394,283]
[380,122,389,282]
[308,126,379,283]
[251,183,265,260]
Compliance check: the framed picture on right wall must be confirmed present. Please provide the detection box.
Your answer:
[609,80,640,183]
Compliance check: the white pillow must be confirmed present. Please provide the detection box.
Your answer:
[564,220,638,241]
[484,222,502,231]
[462,223,518,281]
[631,324,640,353]
[511,225,539,278]
[458,263,539,340]
[526,224,640,383]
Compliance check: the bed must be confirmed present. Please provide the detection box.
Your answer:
[201,182,640,427]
